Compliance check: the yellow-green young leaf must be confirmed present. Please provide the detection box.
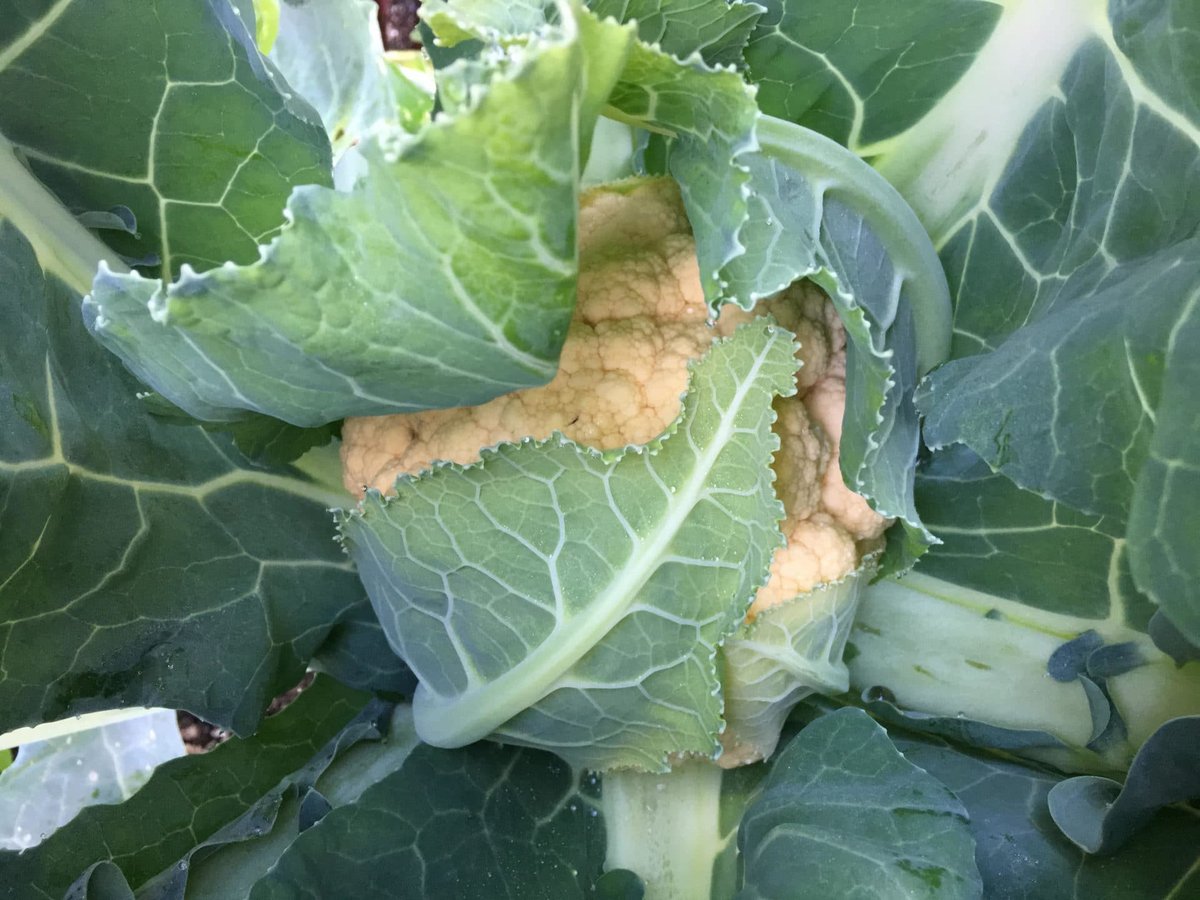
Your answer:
[269,0,428,155]
[421,0,765,310]
[86,5,633,426]
[339,322,798,771]
[253,0,280,54]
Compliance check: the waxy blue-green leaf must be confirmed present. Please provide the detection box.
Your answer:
[738,708,982,899]
[0,679,378,900]
[737,120,951,570]
[249,741,606,900]
[917,243,1199,543]
[1126,287,1200,642]
[744,0,1002,150]
[0,0,331,280]
[1048,716,1200,855]
[745,0,1200,644]
[149,700,420,900]
[861,688,1067,755]
[86,4,632,427]
[340,322,798,771]
[0,218,370,737]
[900,5,1200,642]
[897,732,1200,899]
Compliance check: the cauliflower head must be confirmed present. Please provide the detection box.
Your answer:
[340,177,888,618]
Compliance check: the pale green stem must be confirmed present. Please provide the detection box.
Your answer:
[292,441,356,509]
[603,760,733,900]
[849,573,1200,771]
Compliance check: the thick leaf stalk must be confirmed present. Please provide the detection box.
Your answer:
[602,760,738,900]
[849,572,1200,772]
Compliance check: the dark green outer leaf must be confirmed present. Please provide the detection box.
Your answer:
[1127,285,1200,642]
[249,742,606,900]
[592,869,646,900]
[918,241,1200,640]
[0,219,366,736]
[861,688,1066,753]
[588,0,764,69]
[307,603,416,696]
[1048,716,1200,855]
[919,244,1198,526]
[914,445,1156,628]
[1147,610,1200,667]
[743,0,1002,149]
[744,0,1200,645]
[738,708,981,899]
[897,733,1200,899]
[137,393,340,468]
[908,26,1200,638]
[0,678,371,900]
[0,0,331,278]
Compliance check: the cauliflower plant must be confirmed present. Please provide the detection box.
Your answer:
[341,177,888,632]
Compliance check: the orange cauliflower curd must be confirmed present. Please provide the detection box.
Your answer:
[340,178,888,616]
